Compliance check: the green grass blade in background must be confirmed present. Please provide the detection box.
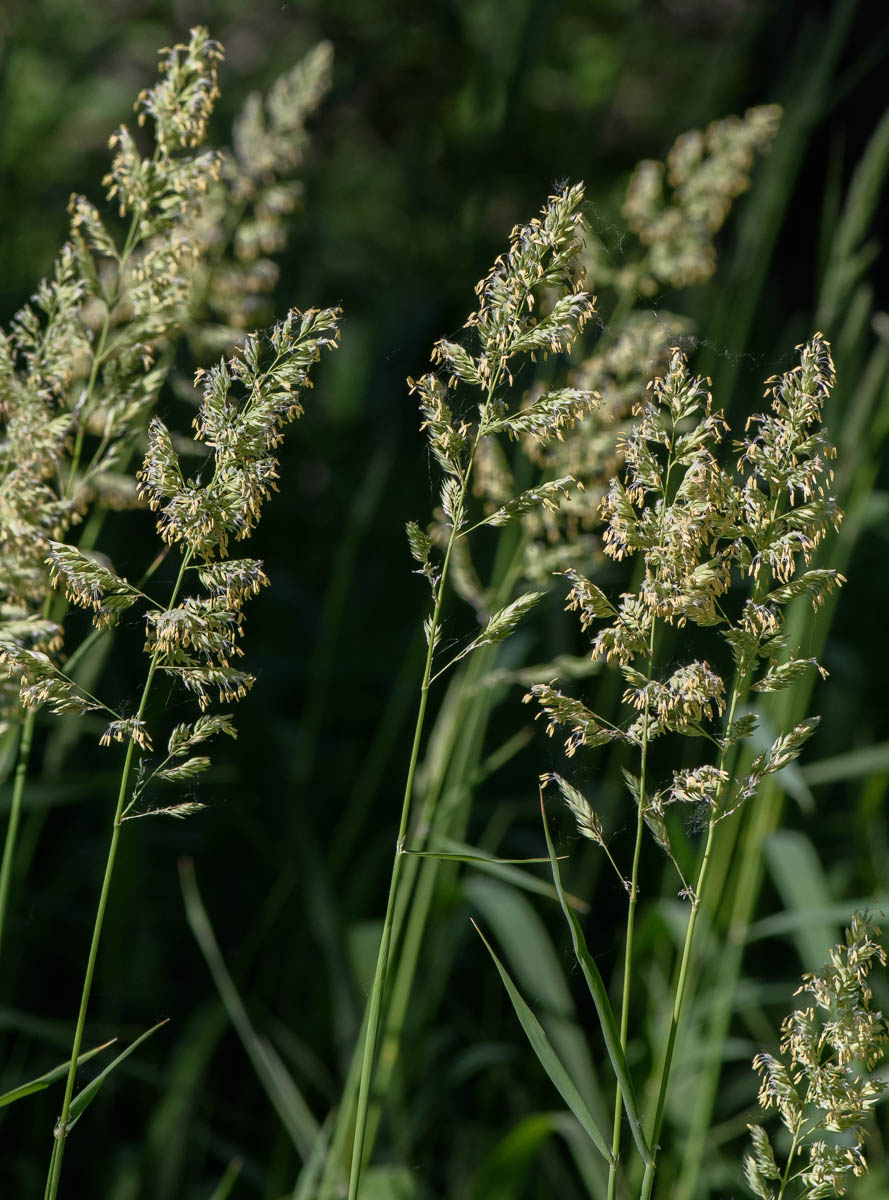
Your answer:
[763,829,838,967]
[291,1113,334,1200]
[464,875,605,1119]
[179,859,320,1161]
[469,1110,606,1200]
[144,1002,228,1200]
[802,741,889,786]
[207,1157,243,1200]
[412,835,588,909]
[816,105,889,330]
[469,1112,565,1200]
[702,0,857,398]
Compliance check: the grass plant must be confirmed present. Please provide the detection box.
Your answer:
[0,28,339,1196]
[1,303,339,1196]
[323,102,785,1199]
[346,180,599,1198]
[0,26,334,970]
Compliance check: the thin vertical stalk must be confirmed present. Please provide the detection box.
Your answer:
[0,708,36,956]
[608,444,674,1199]
[608,664,652,1200]
[638,679,742,1200]
[672,355,889,1200]
[320,519,521,1199]
[346,366,499,1197]
[636,475,790,1200]
[45,551,190,1200]
[345,507,464,1200]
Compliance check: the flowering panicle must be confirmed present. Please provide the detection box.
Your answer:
[540,774,629,892]
[352,188,600,1197]
[134,307,338,718]
[736,336,840,584]
[0,648,101,718]
[528,335,842,863]
[490,108,781,590]
[190,42,334,341]
[405,184,598,643]
[140,307,339,559]
[44,543,142,630]
[465,183,595,380]
[524,684,621,757]
[608,104,781,295]
[1,305,338,806]
[136,31,224,153]
[745,914,888,1199]
[519,314,688,580]
[0,28,233,730]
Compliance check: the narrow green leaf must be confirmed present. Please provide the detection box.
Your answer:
[0,1040,114,1108]
[464,877,600,1100]
[411,835,589,911]
[291,1113,334,1200]
[208,1157,244,1200]
[404,849,558,865]
[540,797,653,1167]
[180,858,319,1158]
[354,1165,423,1199]
[67,1020,169,1127]
[472,920,614,1165]
[802,740,889,786]
[470,1109,606,1199]
[470,1112,561,1200]
[764,830,837,967]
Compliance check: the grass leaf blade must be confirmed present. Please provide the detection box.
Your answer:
[472,919,614,1165]
[179,857,319,1158]
[540,796,653,1167]
[67,1020,168,1127]
[0,1040,115,1109]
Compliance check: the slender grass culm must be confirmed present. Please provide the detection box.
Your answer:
[347,183,601,1198]
[473,334,847,1197]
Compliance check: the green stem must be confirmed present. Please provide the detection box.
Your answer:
[637,681,742,1200]
[776,1123,804,1200]
[45,551,190,1200]
[608,803,645,1200]
[359,641,498,1169]
[345,523,460,1200]
[608,666,653,1199]
[346,363,503,1198]
[0,709,36,958]
[322,517,523,1198]
[609,435,677,1198]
